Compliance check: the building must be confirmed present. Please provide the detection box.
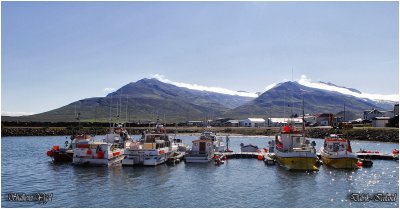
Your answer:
[267,118,303,127]
[316,113,335,126]
[239,118,266,127]
[186,121,204,127]
[224,120,239,127]
[363,109,384,121]
[372,117,390,127]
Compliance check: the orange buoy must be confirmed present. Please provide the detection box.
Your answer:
[357,161,363,167]
[257,155,263,160]
[53,145,59,151]
[393,149,399,155]
[47,150,53,157]
[86,149,92,155]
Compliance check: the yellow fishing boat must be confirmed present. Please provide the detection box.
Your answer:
[319,134,359,169]
[274,125,319,171]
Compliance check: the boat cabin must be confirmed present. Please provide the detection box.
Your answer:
[143,134,171,149]
[324,135,351,153]
[200,132,217,141]
[191,139,213,154]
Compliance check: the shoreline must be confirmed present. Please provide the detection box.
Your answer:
[1,126,398,143]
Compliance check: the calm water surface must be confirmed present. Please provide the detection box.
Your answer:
[1,135,399,208]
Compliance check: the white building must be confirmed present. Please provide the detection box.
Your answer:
[372,117,390,127]
[239,118,266,127]
[267,118,303,127]
[363,109,384,120]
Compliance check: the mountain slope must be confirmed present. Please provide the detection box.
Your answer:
[5,79,252,122]
[225,81,381,118]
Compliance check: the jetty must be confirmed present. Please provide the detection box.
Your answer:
[218,151,399,161]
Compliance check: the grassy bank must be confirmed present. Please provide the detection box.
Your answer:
[1,126,398,143]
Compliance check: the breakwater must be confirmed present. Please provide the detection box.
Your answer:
[1,126,398,142]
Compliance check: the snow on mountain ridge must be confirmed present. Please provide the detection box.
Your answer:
[151,74,259,98]
[298,75,398,102]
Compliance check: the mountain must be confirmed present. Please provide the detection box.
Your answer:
[6,78,253,122]
[107,78,253,109]
[3,78,396,123]
[225,81,383,119]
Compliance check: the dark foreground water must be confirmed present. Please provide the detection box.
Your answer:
[1,135,399,208]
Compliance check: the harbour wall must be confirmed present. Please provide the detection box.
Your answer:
[1,126,398,143]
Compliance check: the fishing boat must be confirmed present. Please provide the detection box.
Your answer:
[104,123,132,148]
[200,131,225,152]
[122,123,173,166]
[46,134,92,163]
[319,134,359,169]
[184,138,215,163]
[274,125,319,171]
[72,137,124,166]
[172,138,189,152]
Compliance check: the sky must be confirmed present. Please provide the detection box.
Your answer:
[2,1,399,115]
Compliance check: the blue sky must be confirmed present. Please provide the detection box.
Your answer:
[2,1,399,115]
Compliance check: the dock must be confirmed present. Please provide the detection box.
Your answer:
[222,152,267,159]
[218,152,398,161]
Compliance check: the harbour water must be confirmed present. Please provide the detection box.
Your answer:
[1,135,399,208]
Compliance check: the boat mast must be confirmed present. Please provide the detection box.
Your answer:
[343,102,346,122]
[302,95,305,137]
[109,95,112,129]
[125,94,128,127]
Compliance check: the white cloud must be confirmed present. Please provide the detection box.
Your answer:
[2,111,36,116]
[298,74,399,102]
[150,74,259,97]
[103,88,115,92]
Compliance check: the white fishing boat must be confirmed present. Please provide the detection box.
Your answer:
[172,138,189,152]
[122,123,173,166]
[184,139,214,163]
[319,134,359,169]
[72,139,124,166]
[104,124,132,149]
[200,131,225,152]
